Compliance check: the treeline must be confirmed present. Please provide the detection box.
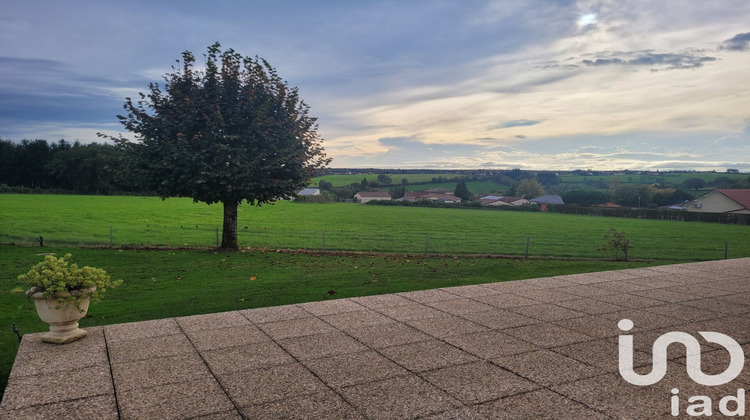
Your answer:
[0,139,139,194]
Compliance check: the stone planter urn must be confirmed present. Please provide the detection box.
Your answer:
[30,287,94,344]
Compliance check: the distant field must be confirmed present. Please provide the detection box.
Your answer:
[559,172,748,185]
[311,173,462,186]
[2,194,748,261]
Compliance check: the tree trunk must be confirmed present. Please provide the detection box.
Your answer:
[220,200,239,250]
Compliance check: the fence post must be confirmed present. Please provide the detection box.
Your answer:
[725,242,729,259]
[109,226,113,248]
[424,234,430,256]
[525,236,530,259]
[216,226,220,248]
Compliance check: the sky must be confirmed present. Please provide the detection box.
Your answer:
[1,0,750,171]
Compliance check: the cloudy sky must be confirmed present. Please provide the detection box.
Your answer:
[2,0,750,171]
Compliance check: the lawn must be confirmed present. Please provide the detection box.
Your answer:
[0,245,659,398]
[1,195,749,260]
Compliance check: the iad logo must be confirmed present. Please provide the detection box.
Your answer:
[617,319,746,417]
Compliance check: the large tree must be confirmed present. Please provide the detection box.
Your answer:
[109,43,330,250]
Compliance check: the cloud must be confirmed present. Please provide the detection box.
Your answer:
[492,120,542,129]
[719,32,750,51]
[580,50,716,70]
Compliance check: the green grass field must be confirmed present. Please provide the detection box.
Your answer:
[1,195,748,260]
[0,245,658,398]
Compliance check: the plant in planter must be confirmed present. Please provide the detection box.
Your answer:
[12,254,123,344]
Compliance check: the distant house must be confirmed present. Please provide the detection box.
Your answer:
[683,189,750,214]
[479,196,529,206]
[297,188,320,196]
[404,191,460,203]
[530,195,564,212]
[354,191,392,204]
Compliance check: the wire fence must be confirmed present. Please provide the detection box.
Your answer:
[1,225,745,262]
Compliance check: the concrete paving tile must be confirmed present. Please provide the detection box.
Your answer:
[240,389,365,420]
[189,410,243,420]
[9,332,108,378]
[219,362,328,406]
[1,364,113,410]
[298,298,366,316]
[257,316,335,340]
[551,372,673,419]
[201,341,294,375]
[629,287,704,303]
[473,389,609,419]
[239,304,312,323]
[422,361,539,404]
[620,276,683,289]
[493,349,604,386]
[278,331,369,360]
[600,310,684,331]
[443,330,540,359]
[514,276,580,288]
[340,375,460,420]
[551,338,651,372]
[111,352,212,391]
[14,326,105,355]
[517,289,581,303]
[507,303,585,322]
[346,322,432,349]
[175,311,251,332]
[557,284,620,297]
[552,314,623,339]
[0,394,118,420]
[551,297,629,315]
[118,375,234,419]
[420,406,485,419]
[457,308,539,330]
[350,293,413,308]
[186,324,270,351]
[472,293,539,308]
[103,318,181,343]
[590,292,665,309]
[439,284,500,298]
[302,350,409,388]
[397,288,462,303]
[502,323,594,348]
[591,280,658,293]
[663,284,735,299]
[425,298,496,315]
[379,338,479,373]
[553,272,616,284]
[672,343,750,386]
[107,333,195,363]
[681,296,750,315]
[641,303,723,323]
[319,309,395,331]
[406,314,489,338]
[375,303,446,321]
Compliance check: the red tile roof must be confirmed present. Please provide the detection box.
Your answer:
[718,189,750,209]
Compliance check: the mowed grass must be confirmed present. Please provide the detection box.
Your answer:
[0,245,659,398]
[1,194,749,260]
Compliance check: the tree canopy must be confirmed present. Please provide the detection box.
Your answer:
[108,43,330,249]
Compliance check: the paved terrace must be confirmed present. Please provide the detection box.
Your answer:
[2,258,750,419]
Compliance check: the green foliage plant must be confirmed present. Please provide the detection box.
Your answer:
[598,228,630,261]
[12,254,123,311]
